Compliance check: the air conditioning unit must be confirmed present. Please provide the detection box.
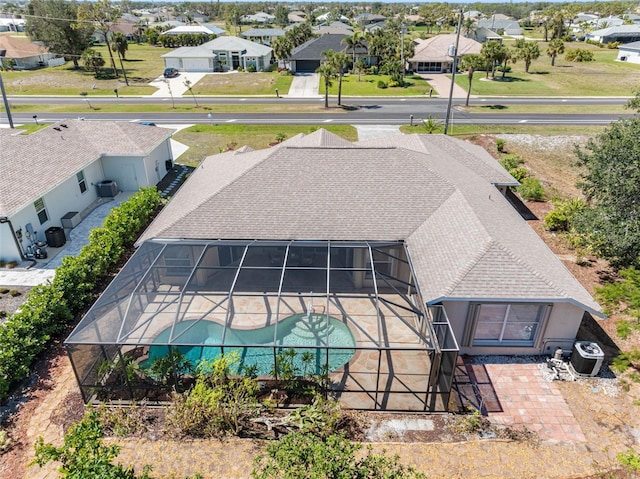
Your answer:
[97,180,118,197]
[570,341,604,377]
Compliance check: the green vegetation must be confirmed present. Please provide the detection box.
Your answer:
[191,71,294,96]
[323,74,432,96]
[252,432,426,479]
[0,189,162,400]
[174,124,357,166]
[517,177,546,201]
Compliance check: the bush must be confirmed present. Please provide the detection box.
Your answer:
[543,198,586,231]
[565,48,595,62]
[377,80,387,89]
[0,188,162,401]
[508,166,529,182]
[499,153,524,170]
[246,64,257,73]
[517,177,545,201]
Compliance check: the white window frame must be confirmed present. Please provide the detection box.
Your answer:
[34,197,48,225]
[77,170,87,194]
[466,303,551,347]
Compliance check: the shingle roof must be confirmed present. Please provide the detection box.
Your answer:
[138,129,601,314]
[410,34,482,63]
[0,35,49,59]
[241,28,285,38]
[291,34,352,60]
[0,120,173,216]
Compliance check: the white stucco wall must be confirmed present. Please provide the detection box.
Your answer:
[617,48,640,64]
[442,300,585,356]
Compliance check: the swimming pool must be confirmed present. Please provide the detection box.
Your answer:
[144,314,356,376]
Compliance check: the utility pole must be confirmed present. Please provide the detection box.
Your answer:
[443,8,463,135]
[0,50,14,128]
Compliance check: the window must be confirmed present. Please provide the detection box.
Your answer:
[365,247,399,279]
[470,303,550,347]
[34,197,48,225]
[77,171,87,194]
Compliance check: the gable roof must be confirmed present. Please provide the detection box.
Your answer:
[410,34,482,62]
[162,36,272,59]
[138,129,601,315]
[291,34,357,60]
[0,35,49,59]
[241,28,285,38]
[0,120,173,217]
[619,40,640,50]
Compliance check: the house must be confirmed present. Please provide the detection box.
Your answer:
[0,17,24,32]
[466,26,502,43]
[477,18,522,37]
[314,22,353,36]
[65,130,601,411]
[617,40,640,63]
[240,12,275,24]
[174,11,209,24]
[0,121,175,263]
[288,11,307,23]
[354,13,386,25]
[241,28,285,45]
[408,34,482,73]
[161,24,225,37]
[0,36,60,70]
[289,33,367,72]
[587,25,640,43]
[162,36,272,72]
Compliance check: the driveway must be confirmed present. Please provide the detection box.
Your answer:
[416,73,468,99]
[287,73,321,98]
[149,72,208,98]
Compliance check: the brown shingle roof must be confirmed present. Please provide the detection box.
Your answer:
[0,35,48,59]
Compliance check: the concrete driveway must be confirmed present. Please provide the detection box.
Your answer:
[287,73,321,98]
[149,72,208,97]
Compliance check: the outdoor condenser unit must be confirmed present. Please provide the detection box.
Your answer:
[570,341,604,377]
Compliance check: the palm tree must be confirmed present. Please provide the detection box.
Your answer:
[499,47,518,80]
[481,40,505,79]
[462,17,476,38]
[316,61,337,109]
[546,38,565,66]
[112,32,128,60]
[516,40,541,73]
[271,36,293,70]
[459,54,485,106]
[326,50,349,106]
[341,32,364,72]
[422,116,442,134]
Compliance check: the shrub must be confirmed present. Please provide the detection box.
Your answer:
[0,288,9,294]
[496,139,505,153]
[565,48,595,62]
[0,260,5,268]
[0,311,7,319]
[377,80,387,89]
[517,177,545,201]
[246,64,257,73]
[508,167,529,182]
[6,261,17,269]
[543,198,586,231]
[8,290,20,297]
[499,153,524,170]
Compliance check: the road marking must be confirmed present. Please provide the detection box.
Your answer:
[562,99,567,102]
[519,120,528,123]
[239,98,247,101]
[226,119,237,123]
[323,119,333,123]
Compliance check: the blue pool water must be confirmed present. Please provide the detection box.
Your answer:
[144,314,356,376]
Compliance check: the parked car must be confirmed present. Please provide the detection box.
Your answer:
[163,67,179,78]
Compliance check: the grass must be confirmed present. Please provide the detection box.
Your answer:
[191,71,294,95]
[323,74,433,96]
[173,124,358,166]
[2,42,171,96]
[456,41,640,97]
[400,123,607,136]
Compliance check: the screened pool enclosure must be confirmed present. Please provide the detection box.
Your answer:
[65,240,459,411]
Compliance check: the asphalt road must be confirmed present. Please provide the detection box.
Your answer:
[2,95,635,127]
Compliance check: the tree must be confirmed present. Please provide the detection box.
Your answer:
[341,32,364,72]
[77,0,121,77]
[274,5,289,28]
[481,40,505,79]
[516,39,541,73]
[325,50,349,106]
[462,17,476,37]
[183,79,199,107]
[25,0,94,69]
[546,38,564,66]
[573,117,640,268]
[459,53,485,106]
[271,36,293,69]
[82,48,105,77]
[252,433,426,479]
[112,32,128,60]
[316,54,337,109]
[626,87,640,112]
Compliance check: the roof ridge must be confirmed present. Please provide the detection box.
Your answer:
[443,239,494,296]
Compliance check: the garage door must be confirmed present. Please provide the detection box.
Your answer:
[295,60,320,73]
[183,58,210,72]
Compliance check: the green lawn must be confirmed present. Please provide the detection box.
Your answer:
[174,124,358,166]
[456,41,640,97]
[191,71,294,95]
[400,123,607,136]
[323,74,433,96]
[2,42,170,96]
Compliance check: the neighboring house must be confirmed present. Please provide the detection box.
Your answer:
[174,12,209,24]
[463,10,483,20]
[477,18,522,36]
[587,25,640,43]
[316,12,350,23]
[241,28,285,45]
[161,24,225,36]
[0,36,59,70]
[0,120,175,263]
[466,26,502,43]
[354,13,386,25]
[241,12,275,24]
[409,34,482,73]
[364,21,386,33]
[617,40,640,63]
[314,22,353,36]
[162,36,272,72]
[0,17,24,32]
[65,130,601,411]
[288,11,306,23]
[289,33,367,73]
[595,15,625,29]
